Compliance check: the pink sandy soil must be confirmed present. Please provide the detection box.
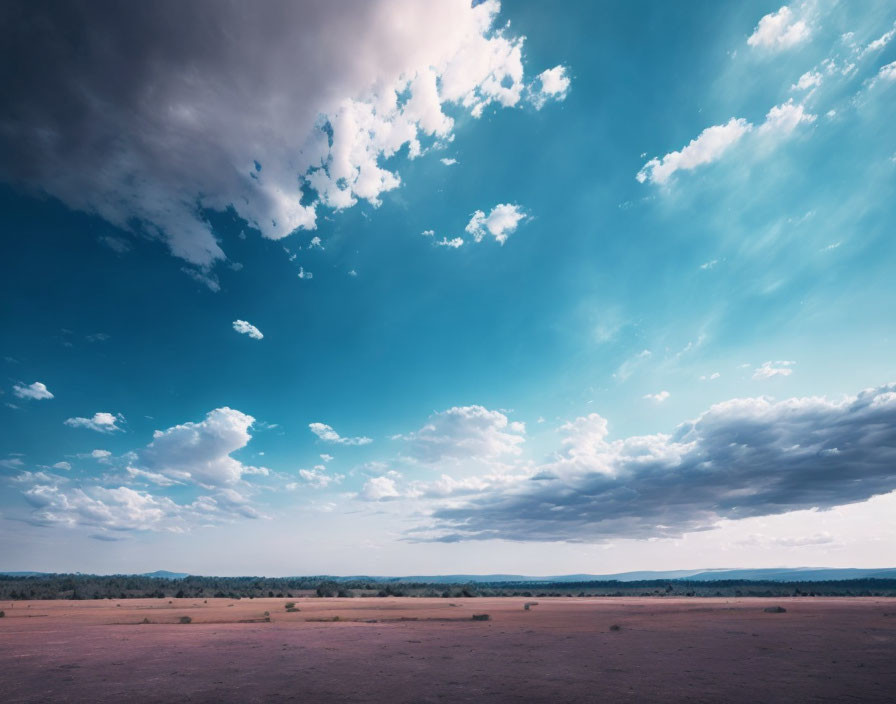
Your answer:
[2,596,895,703]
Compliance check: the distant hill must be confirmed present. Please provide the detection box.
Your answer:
[139,570,190,579]
[335,567,896,583]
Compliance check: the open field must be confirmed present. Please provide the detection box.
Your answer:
[2,597,895,703]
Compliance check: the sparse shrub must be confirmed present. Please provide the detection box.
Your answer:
[471,614,490,621]
[286,607,300,613]
[763,606,787,613]
[263,611,270,616]
[609,624,621,631]
[0,610,4,618]
[524,601,539,610]
[179,616,192,624]
[141,617,151,624]
[284,602,295,609]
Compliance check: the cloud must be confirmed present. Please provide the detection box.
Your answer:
[747,5,810,51]
[435,237,465,248]
[232,319,264,340]
[427,384,896,542]
[700,372,721,381]
[637,119,751,185]
[360,475,401,501]
[862,23,895,56]
[757,100,815,136]
[0,457,25,469]
[0,0,563,278]
[309,422,373,446]
[638,101,814,185]
[643,390,670,403]
[878,61,896,82]
[440,158,458,166]
[64,412,125,433]
[297,267,313,280]
[530,65,571,108]
[465,203,527,244]
[12,381,54,400]
[401,405,525,463]
[792,70,822,91]
[297,465,343,489]
[753,360,796,379]
[138,407,265,486]
[52,462,72,471]
[91,449,112,460]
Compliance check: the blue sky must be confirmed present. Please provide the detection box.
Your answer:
[1,0,895,575]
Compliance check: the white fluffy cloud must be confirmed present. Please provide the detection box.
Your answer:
[747,5,810,51]
[402,405,526,463]
[792,70,822,91]
[753,360,796,379]
[637,118,752,185]
[12,381,54,400]
[0,0,566,281]
[530,65,571,108]
[64,412,125,433]
[233,319,263,340]
[139,407,263,486]
[637,100,814,185]
[298,465,343,489]
[878,61,896,82]
[435,237,465,248]
[360,475,401,501]
[465,203,527,244]
[309,422,373,446]
[643,390,670,403]
[758,100,816,136]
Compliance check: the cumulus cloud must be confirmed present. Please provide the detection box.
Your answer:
[64,412,125,433]
[401,405,525,463]
[138,407,265,485]
[747,5,810,51]
[52,462,72,471]
[465,204,527,244]
[530,65,571,108]
[792,70,822,91]
[427,384,896,542]
[0,1,561,279]
[440,158,458,166]
[638,101,814,185]
[309,422,373,446]
[753,360,796,379]
[21,482,259,533]
[12,381,54,400]
[861,23,895,56]
[297,465,343,489]
[644,390,670,403]
[637,119,751,185]
[435,237,465,248]
[360,475,401,501]
[878,61,896,82]
[233,319,264,340]
[757,100,816,136]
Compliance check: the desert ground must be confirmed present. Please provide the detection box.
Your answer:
[2,596,895,703]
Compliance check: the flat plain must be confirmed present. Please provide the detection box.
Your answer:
[2,596,895,703]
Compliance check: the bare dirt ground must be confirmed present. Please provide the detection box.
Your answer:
[2,596,895,703]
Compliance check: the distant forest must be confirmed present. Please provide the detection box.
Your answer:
[2,574,896,600]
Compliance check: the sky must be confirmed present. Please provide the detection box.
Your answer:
[1,0,895,576]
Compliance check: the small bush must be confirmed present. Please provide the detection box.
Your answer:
[763,606,787,613]
[0,610,4,618]
[284,602,295,609]
[609,624,621,631]
[263,610,270,616]
[523,601,539,611]
[286,607,300,612]
[141,617,151,624]
[179,616,192,624]
[471,614,490,621]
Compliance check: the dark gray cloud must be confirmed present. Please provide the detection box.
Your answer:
[0,1,546,278]
[429,385,896,542]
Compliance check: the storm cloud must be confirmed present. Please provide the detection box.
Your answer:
[0,1,558,280]
[428,385,896,542]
